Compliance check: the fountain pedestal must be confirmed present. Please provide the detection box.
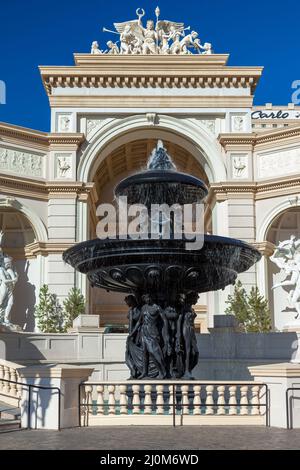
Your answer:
[69,314,101,333]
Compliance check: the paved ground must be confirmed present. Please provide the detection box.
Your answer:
[0,426,300,450]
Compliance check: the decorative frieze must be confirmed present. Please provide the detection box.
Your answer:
[0,147,44,178]
[257,147,300,179]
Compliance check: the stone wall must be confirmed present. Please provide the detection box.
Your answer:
[1,323,299,381]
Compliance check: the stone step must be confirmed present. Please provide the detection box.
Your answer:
[0,401,21,420]
[0,419,20,432]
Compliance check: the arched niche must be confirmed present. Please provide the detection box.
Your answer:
[0,205,40,331]
[266,208,300,330]
[78,115,226,184]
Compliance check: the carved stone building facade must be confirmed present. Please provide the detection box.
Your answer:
[1,52,300,332]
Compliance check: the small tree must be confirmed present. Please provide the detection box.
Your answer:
[63,287,85,330]
[225,280,249,327]
[35,285,64,333]
[225,280,272,333]
[246,287,272,333]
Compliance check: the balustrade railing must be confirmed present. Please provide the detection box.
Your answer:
[79,381,268,427]
[0,359,23,407]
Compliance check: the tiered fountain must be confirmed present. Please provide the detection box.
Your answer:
[63,141,261,379]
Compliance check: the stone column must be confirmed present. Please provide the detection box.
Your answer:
[17,365,94,430]
[249,363,300,428]
[227,193,257,291]
[211,200,230,316]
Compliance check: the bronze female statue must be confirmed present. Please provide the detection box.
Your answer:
[180,291,199,378]
[130,294,168,379]
[164,305,184,378]
[125,295,141,379]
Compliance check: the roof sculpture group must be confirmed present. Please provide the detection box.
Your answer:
[91,7,213,56]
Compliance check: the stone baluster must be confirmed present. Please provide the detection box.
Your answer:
[168,385,174,416]
[251,385,260,415]
[81,384,92,425]
[240,385,249,415]
[144,384,152,415]
[205,385,214,415]
[228,385,237,415]
[193,385,201,415]
[217,385,226,415]
[0,363,4,391]
[10,369,18,397]
[119,385,128,415]
[16,375,22,401]
[3,366,10,394]
[80,386,87,422]
[181,385,189,415]
[156,385,164,415]
[108,385,116,415]
[259,385,266,415]
[96,385,104,415]
[85,384,93,415]
[132,384,141,414]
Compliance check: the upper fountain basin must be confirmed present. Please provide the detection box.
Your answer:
[115,169,208,206]
[63,235,261,295]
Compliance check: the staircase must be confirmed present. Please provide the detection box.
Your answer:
[0,360,23,432]
[0,401,21,431]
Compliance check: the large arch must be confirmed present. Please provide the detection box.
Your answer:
[78,114,226,184]
[257,198,300,243]
[81,121,218,331]
[77,114,225,330]
[0,197,48,242]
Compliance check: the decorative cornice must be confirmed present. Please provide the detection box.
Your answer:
[211,176,300,201]
[0,174,48,199]
[48,95,254,109]
[256,176,300,194]
[211,182,256,200]
[218,134,256,147]
[219,125,300,148]
[0,174,95,201]
[0,122,48,147]
[48,133,85,146]
[255,125,300,143]
[43,74,260,95]
[4,242,76,259]
[0,123,85,149]
[39,55,263,96]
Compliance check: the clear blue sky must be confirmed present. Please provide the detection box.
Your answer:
[0,0,299,131]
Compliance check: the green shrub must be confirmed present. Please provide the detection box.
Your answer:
[225,280,272,333]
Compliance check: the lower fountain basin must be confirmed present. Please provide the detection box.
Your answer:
[63,235,261,296]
